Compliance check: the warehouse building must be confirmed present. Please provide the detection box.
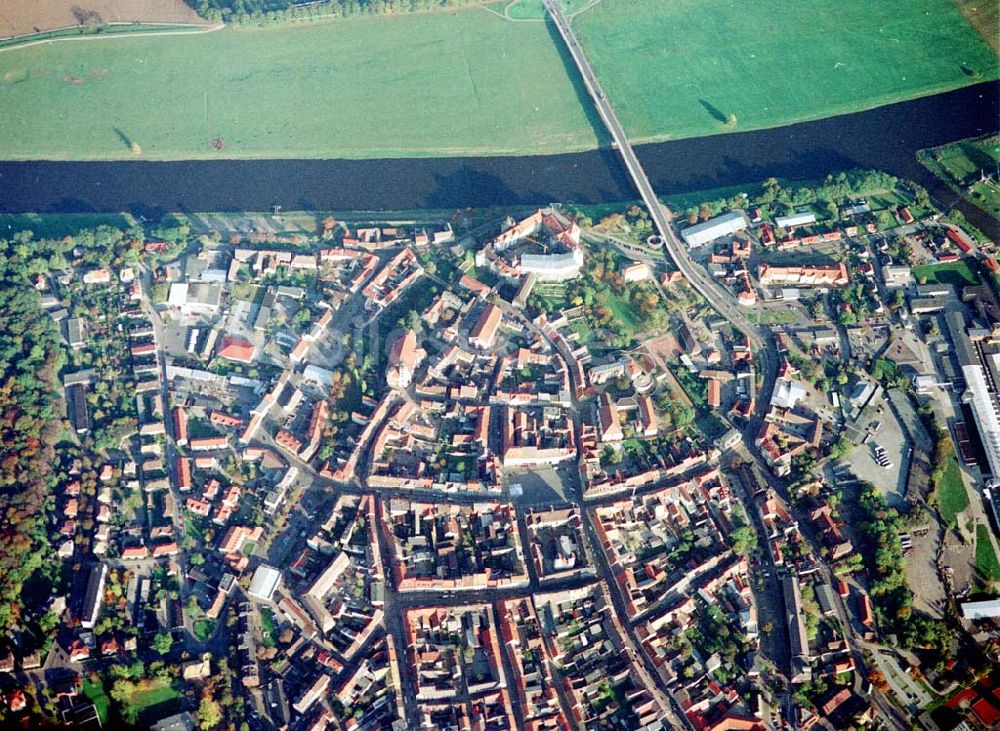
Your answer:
[680,210,748,248]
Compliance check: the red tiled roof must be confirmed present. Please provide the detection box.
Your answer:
[470,304,502,347]
[389,329,423,372]
[218,335,256,363]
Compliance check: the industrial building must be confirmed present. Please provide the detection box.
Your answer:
[775,211,817,229]
[679,210,748,248]
[946,310,1000,481]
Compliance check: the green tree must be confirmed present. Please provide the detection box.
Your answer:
[196,695,222,730]
[152,631,173,655]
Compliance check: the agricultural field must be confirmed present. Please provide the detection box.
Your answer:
[918,135,1000,224]
[572,0,998,144]
[0,0,994,159]
[0,0,205,38]
[955,0,1000,54]
[0,11,597,160]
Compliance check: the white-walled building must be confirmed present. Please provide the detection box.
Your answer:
[680,211,748,248]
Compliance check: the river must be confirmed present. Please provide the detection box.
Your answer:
[0,81,997,236]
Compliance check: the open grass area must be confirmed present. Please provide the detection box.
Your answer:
[131,683,180,713]
[573,0,998,144]
[919,135,1000,225]
[937,456,969,524]
[0,10,597,160]
[83,677,110,725]
[975,523,1000,583]
[600,288,647,335]
[260,607,277,647]
[0,0,994,159]
[912,260,981,287]
[117,678,181,724]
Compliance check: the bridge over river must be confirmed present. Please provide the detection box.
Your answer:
[542,0,777,417]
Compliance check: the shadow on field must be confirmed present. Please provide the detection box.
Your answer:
[542,16,612,149]
[698,99,728,124]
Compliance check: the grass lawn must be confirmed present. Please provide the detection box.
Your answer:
[0,0,994,159]
[919,135,1000,225]
[912,260,981,287]
[756,309,800,325]
[975,523,1000,583]
[573,0,997,144]
[132,684,180,712]
[260,607,277,647]
[119,678,181,723]
[599,288,645,334]
[83,677,110,725]
[0,11,597,160]
[937,456,969,524]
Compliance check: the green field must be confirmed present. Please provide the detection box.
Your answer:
[573,0,997,143]
[0,0,994,159]
[937,457,969,524]
[975,524,1000,583]
[0,12,597,160]
[83,677,111,725]
[912,260,981,287]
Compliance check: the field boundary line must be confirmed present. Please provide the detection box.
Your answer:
[0,22,224,54]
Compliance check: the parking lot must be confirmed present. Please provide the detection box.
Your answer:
[841,395,911,508]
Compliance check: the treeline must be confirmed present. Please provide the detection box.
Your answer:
[185,0,485,24]
[688,169,927,222]
[0,241,65,631]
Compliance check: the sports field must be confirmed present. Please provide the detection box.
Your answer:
[573,0,998,143]
[0,0,995,159]
[0,11,598,159]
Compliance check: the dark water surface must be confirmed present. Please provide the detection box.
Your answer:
[0,81,997,235]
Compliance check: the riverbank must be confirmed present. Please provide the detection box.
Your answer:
[918,136,1000,228]
[3,81,996,237]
